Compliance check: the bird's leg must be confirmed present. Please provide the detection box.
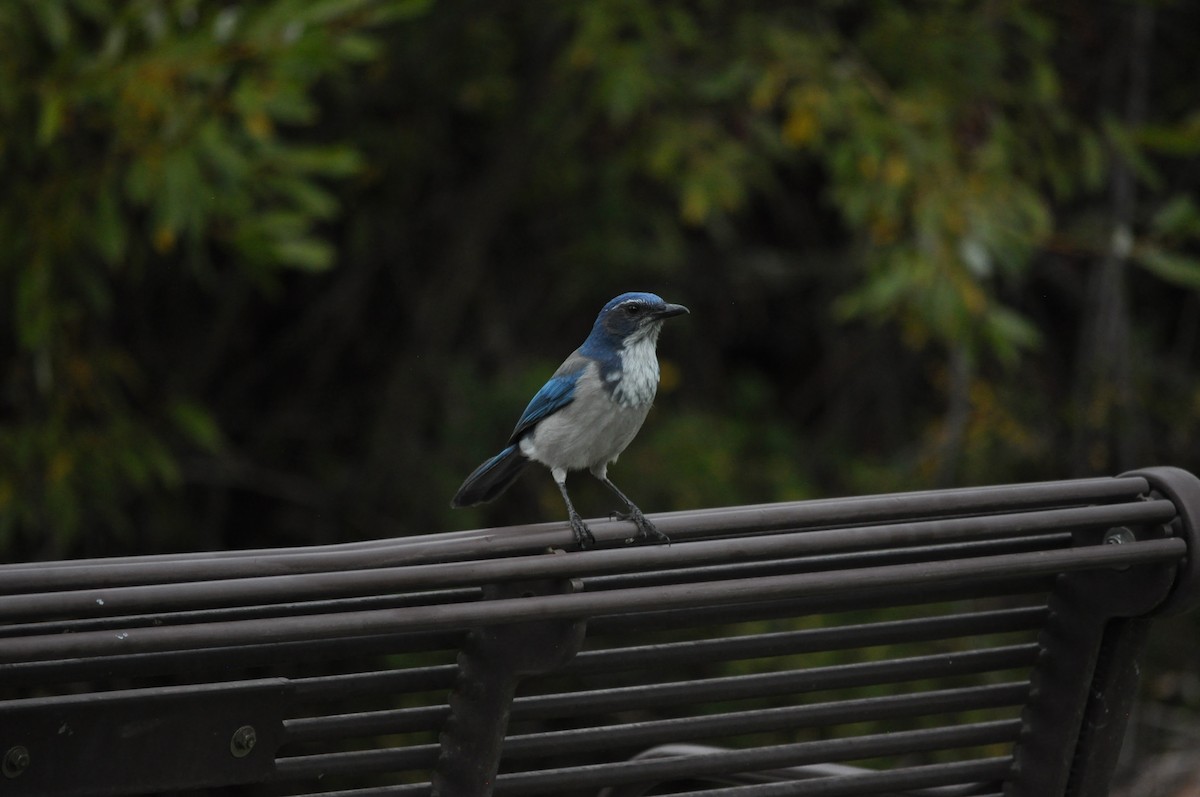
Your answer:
[596,475,670,545]
[552,469,595,549]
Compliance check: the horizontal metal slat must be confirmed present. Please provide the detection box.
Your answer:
[0,630,465,690]
[569,606,1048,675]
[508,645,1037,720]
[585,532,1074,592]
[500,682,1029,761]
[284,705,446,744]
[0,589,482,637]
[302,785,431,797]
[0,538,1182,664]
[290,665,458,702]
[588,581,1053,634]
[490,721,1021,795]
[663,474,1150,533]
[274,744,436,781]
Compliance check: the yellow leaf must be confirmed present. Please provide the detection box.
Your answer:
[882,155,909,186]
[245,111,274,139]
[958,275,987,316]
[568,45,595,69]
[782,109,818,147]
[153,225,177,253]
[680,183,709,225]
[750,68,783,111]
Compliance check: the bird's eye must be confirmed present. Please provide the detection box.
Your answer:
[625,304,642,315]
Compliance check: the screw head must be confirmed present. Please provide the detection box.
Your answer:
[1104,527,1136,545]
[230,725,257,758]
[3,746,30,778]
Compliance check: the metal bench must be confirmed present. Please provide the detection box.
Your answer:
[1,466,1197,797]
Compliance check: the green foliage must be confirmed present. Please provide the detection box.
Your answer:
[561,2,1069,368]
[0,0,424,552]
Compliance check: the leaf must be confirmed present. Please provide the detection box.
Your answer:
[679,177,710,225]
[335,33,381,62]
[36,92,64,146]
[1103,116,1162,192]
[1133,247,1200,291]
[388,0,434,21]
[1136,120,1200,157]
[833,260,914,321]
[283,145,362,176]
[158,149,204,235]
[276,176,338,218]
[31,2,71,50]
[1151,195,1200,242]
[598,46,655,126]
[983,305,1041,367]
[169,401,224,452]
[274,237,335,271]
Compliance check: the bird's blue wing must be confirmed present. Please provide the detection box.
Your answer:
[507,359,586,443]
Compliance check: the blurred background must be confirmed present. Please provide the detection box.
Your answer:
[2,0,1199,791]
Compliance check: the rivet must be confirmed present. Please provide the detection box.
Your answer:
[230,725,257,758]
[1104,527,1136,545]
[3,746,30,778]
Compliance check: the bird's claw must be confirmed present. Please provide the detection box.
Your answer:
[569,513,596,549]
[613,509,670,546]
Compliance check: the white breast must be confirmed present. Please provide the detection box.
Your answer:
[612,333,661,409]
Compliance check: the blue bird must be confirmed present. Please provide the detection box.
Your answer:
[452,292,689,548]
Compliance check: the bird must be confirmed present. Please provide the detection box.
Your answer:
[451,292,689,548]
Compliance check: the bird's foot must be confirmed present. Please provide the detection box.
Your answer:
[569,511,596,549]
[612,508,670,545]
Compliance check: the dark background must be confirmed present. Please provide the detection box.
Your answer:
[2,1,1199,789]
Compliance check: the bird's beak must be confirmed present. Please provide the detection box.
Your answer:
[653,303,689,320]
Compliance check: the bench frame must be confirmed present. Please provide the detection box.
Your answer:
[1,467,1197,796]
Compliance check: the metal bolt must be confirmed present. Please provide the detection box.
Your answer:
[1104,527,1136,545]
[230,725,257,758]
[3,746,30,778]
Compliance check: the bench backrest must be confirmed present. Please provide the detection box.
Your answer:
[1,467,1197,796]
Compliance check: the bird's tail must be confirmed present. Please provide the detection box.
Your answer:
[451,444,530,507]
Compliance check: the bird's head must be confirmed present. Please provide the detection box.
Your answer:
[586,292,689,351]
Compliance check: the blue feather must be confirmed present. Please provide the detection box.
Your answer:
[507,366,583,444]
